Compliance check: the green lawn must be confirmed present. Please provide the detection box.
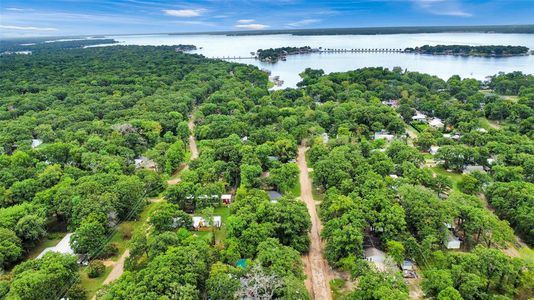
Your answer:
[430,166,463,191]
[192,206,230,244]
[80,266,112,299]
[518,246,534,264]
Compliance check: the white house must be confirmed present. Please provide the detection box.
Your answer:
[37,233,74,259]
[446,232,461,249]
[192,216,205,229]
[134,156,157,170]
[411,112,427,122]
[429,118,444,129]
[374,130,395,142]
[475,128,488,133]
[31,139,43,149]
[267,190,283,203]
[429,145,440,155]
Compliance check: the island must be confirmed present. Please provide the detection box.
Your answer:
[404,44,530,57]
[256,46,319,63]
[174,44,197,52]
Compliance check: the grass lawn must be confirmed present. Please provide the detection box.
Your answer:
[25,233,67,260]
[80,266,112,299]
[192,206,230,244]
[519,246,534,264]
[431,166,463,191]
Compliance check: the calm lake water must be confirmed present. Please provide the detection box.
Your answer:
[106,33,534,88]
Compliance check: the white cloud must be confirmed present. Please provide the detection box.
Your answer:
[6,7,25,11]
[0,25,57,31]
[413,0,472,17]
[237,19,255,24]
[162,9,205,17]
[173,20,216,26]
[235,23,269,30]
[286,19,320,27]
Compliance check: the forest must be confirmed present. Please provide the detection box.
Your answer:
[0,44,532,299]
[405,45,530,57]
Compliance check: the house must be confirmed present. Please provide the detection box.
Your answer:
[241,136,248,142]
[463,165,485,174]
[443,133,451,139]
[267,156,280,162]
[382,99,400,108]
[429,145,440,155]
[411,112,427,122]
[221,194,232,205]
[374,130,395,142]
[267,190,283,203]
[446,232,461,249]
[475,128,488,133]
[37,233,74,259]
[31,139,43,149]
[364,247,386,271]
[429,118,444,129]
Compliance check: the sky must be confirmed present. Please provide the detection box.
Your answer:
[1,0,534,38]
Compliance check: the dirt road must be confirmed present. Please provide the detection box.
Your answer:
[102,250,129,285]
[297,145,332,300]
[101,115,199,288]
[166,117,198,185]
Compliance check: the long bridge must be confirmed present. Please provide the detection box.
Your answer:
[210,48,405,60]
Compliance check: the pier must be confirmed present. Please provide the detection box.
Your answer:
[211,48,405,60]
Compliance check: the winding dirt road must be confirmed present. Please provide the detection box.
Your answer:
[100,116,199,288]
[298,145,332,300]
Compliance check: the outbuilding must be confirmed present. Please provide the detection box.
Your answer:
[221,194,232,205]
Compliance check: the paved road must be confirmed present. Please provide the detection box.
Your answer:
[297,145,332,300]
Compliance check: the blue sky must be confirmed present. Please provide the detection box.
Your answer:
[1,0,533,38]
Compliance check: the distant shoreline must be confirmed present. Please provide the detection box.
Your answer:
[2,24,534,41]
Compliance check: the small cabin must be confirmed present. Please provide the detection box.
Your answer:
[221,194,232,205]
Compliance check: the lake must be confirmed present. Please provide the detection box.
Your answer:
[105,33,534,88]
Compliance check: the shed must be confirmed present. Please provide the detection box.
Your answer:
[37,233,74,259]
[267,190,283,203]
[446,232,461,249]
[192,216,205,229]
[321,132,329,144]
[463,165,485,174]
[429,118,444,128]
[221,194,232,204]
[213,216,222,228]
